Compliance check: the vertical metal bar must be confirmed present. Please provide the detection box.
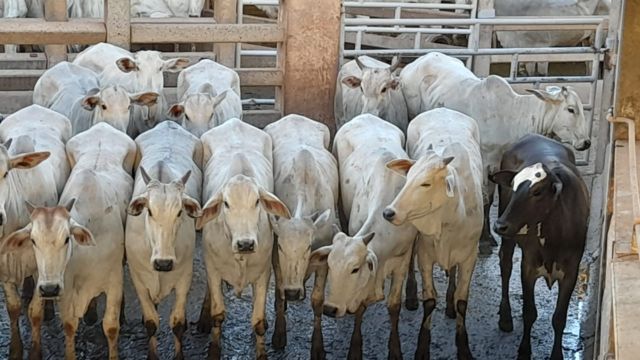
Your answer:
[509,53,519,81]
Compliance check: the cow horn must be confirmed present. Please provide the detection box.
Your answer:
[427,144,433,151]
[180,170,192,186]
[3,138,12,150]
[355,56,367,71]
[140,166,151,185]
[64,198,76,212]
[389,56,401,73]
[24,200,36,215]
[362,232,375,245]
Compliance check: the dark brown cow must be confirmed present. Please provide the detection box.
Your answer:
[490,134,589,360]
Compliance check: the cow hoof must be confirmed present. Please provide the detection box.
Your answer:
[457,348,474,360]
[174,351,184,360]
[256,353,268,360]
[405,297,419,311]
[147,349,159,360]
[207,344,221,360]
[310,347,326,360]
[28,351,41,360]
[517,348,531,360]
[498,317,513,333]
[388,349,403,360]
[271,332,286,349]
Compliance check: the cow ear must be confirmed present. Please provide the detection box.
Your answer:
[163,58,190,72]
[71,221,95,246]
[9,151,50,170]
[196,194,223,230]
[259,189,291,219]
[127,194,148,216]
[116,57,138,73]
[167,104,185,119]
[526,89,561,103]
[441,156,455,167]
[366,252,378,272]
[212,90,228,108]
[388,78,400,90]
[309,209,331,229]
[489,170,516,188]
[309,245,332,267]
[445,174,455,197]
[130,92,159,107]
[552,181,563,200]
[182,194,202,218]
[63,198,76,212]
[179,170,191,186]
[0,225,32,254]
[24,200,36,215]
[386,159,415,177]
[342,76,362,89]
[81,95,102,111]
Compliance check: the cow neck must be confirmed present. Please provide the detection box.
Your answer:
[534,100,560,138]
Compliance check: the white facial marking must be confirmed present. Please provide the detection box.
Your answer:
[517,224,528,235]
[512,163,547,191]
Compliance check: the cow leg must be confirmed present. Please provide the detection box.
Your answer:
[104,272,123,360]
[518,262,538,360]
[498,236,516,332]
[205,271,225,360]
[415,239,437,360]
[27,293,44,360]
[252,269,270,360]
[129,271,160,360]
[550,269,578,360]
[387,265,406,360]
[310,266,327,360]
[271,240,287,349]
[454,256,477,360]
[405,242,419,311]
[62,317,79,360]
[446,265,457,319]
[347,304,366,360]
[170,270,191,360]
[4,283,24,360]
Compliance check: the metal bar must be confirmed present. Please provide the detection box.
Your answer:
[509,53,519,81]
[344,26,472,35]
[343,46,605,56]
[243,0,278,4]
[241,50,277,56]
[344,16,607,26]
[344,2,473,10]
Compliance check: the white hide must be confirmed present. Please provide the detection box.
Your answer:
[33,61,159,135]
[335,56,408,133]
[322,114,417,316]
[400,52,590,204]
[170,59,243,137]
[131,0,204,17]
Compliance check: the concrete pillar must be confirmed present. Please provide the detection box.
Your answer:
[44,0,67,67]
[105,0,131,49]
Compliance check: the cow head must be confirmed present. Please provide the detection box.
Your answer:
[0,199,94,298]
[116,51,190,93]
[527,86,591,151]
[127,167,201,272]
[0,137,50,229]
[342,57,401,118]
[271,209,331,301]
[383,150,455,226]
[197,174,291,254]
[82,86,159,133]
[168,84,229,137]
[310,231,376,318]
[490,162,562,237]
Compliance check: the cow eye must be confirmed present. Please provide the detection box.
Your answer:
[380,87,387,94]
[101,104,107,110]
[255,199,260,207]
[177,210,183,218]
[224,201,229,209]
[31,238,35,246]
[421,183,431,188]
[2,172,7,178]
[184,114,190,121]
[567,107,575,114]
[64,237,70,245]
[351,268,359,274]
[148,209,153,217]
[532,189,542,197]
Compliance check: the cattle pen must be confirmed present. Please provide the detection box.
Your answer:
[0,0,638,359]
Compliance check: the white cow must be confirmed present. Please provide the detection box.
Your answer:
[495,0,609,75]
[400,52,591,245]
[196,118,290,360]
[383,108,483,359]
[168,59,243,137]
[0,105,70,360]
[131,0,204,17]
[125,121,202,359]
[1,123,135,359]
[335,56,408,132]
[310,114,417,359]
[263,114,340,357]
[73,42,190,137]
[33,61,160,135]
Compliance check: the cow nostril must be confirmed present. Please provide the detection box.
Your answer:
[285,289,303,301]
[153,259,174,272]
[237,240,256,253]
[323,305,338,318]
[583,139,591,150]
[382,208,396,221]
[39,284,60,298]
[494,222,509,235]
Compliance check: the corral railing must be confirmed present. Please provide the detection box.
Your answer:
[0,0,342,130]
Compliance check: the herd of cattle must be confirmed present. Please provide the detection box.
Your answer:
[0,40,591,360]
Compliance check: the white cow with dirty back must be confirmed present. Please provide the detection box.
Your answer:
[263,114,340,358]
[383,108,484,359]
[125,121,202,359]
[310,114,417,359]
[73,42,190,137]
[1,123,135,359]
[335,56,408,132]
[33,61,160,135]
[0,105,70,360]
[168,59,243,137]
[400,51,591,247]
[196,118,290,360]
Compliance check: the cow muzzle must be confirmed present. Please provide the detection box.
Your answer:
[574,138,591,151]
[153,259,174,272]
[39,283,61,298]
[235,239,256,253]
[493,220,514,236]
